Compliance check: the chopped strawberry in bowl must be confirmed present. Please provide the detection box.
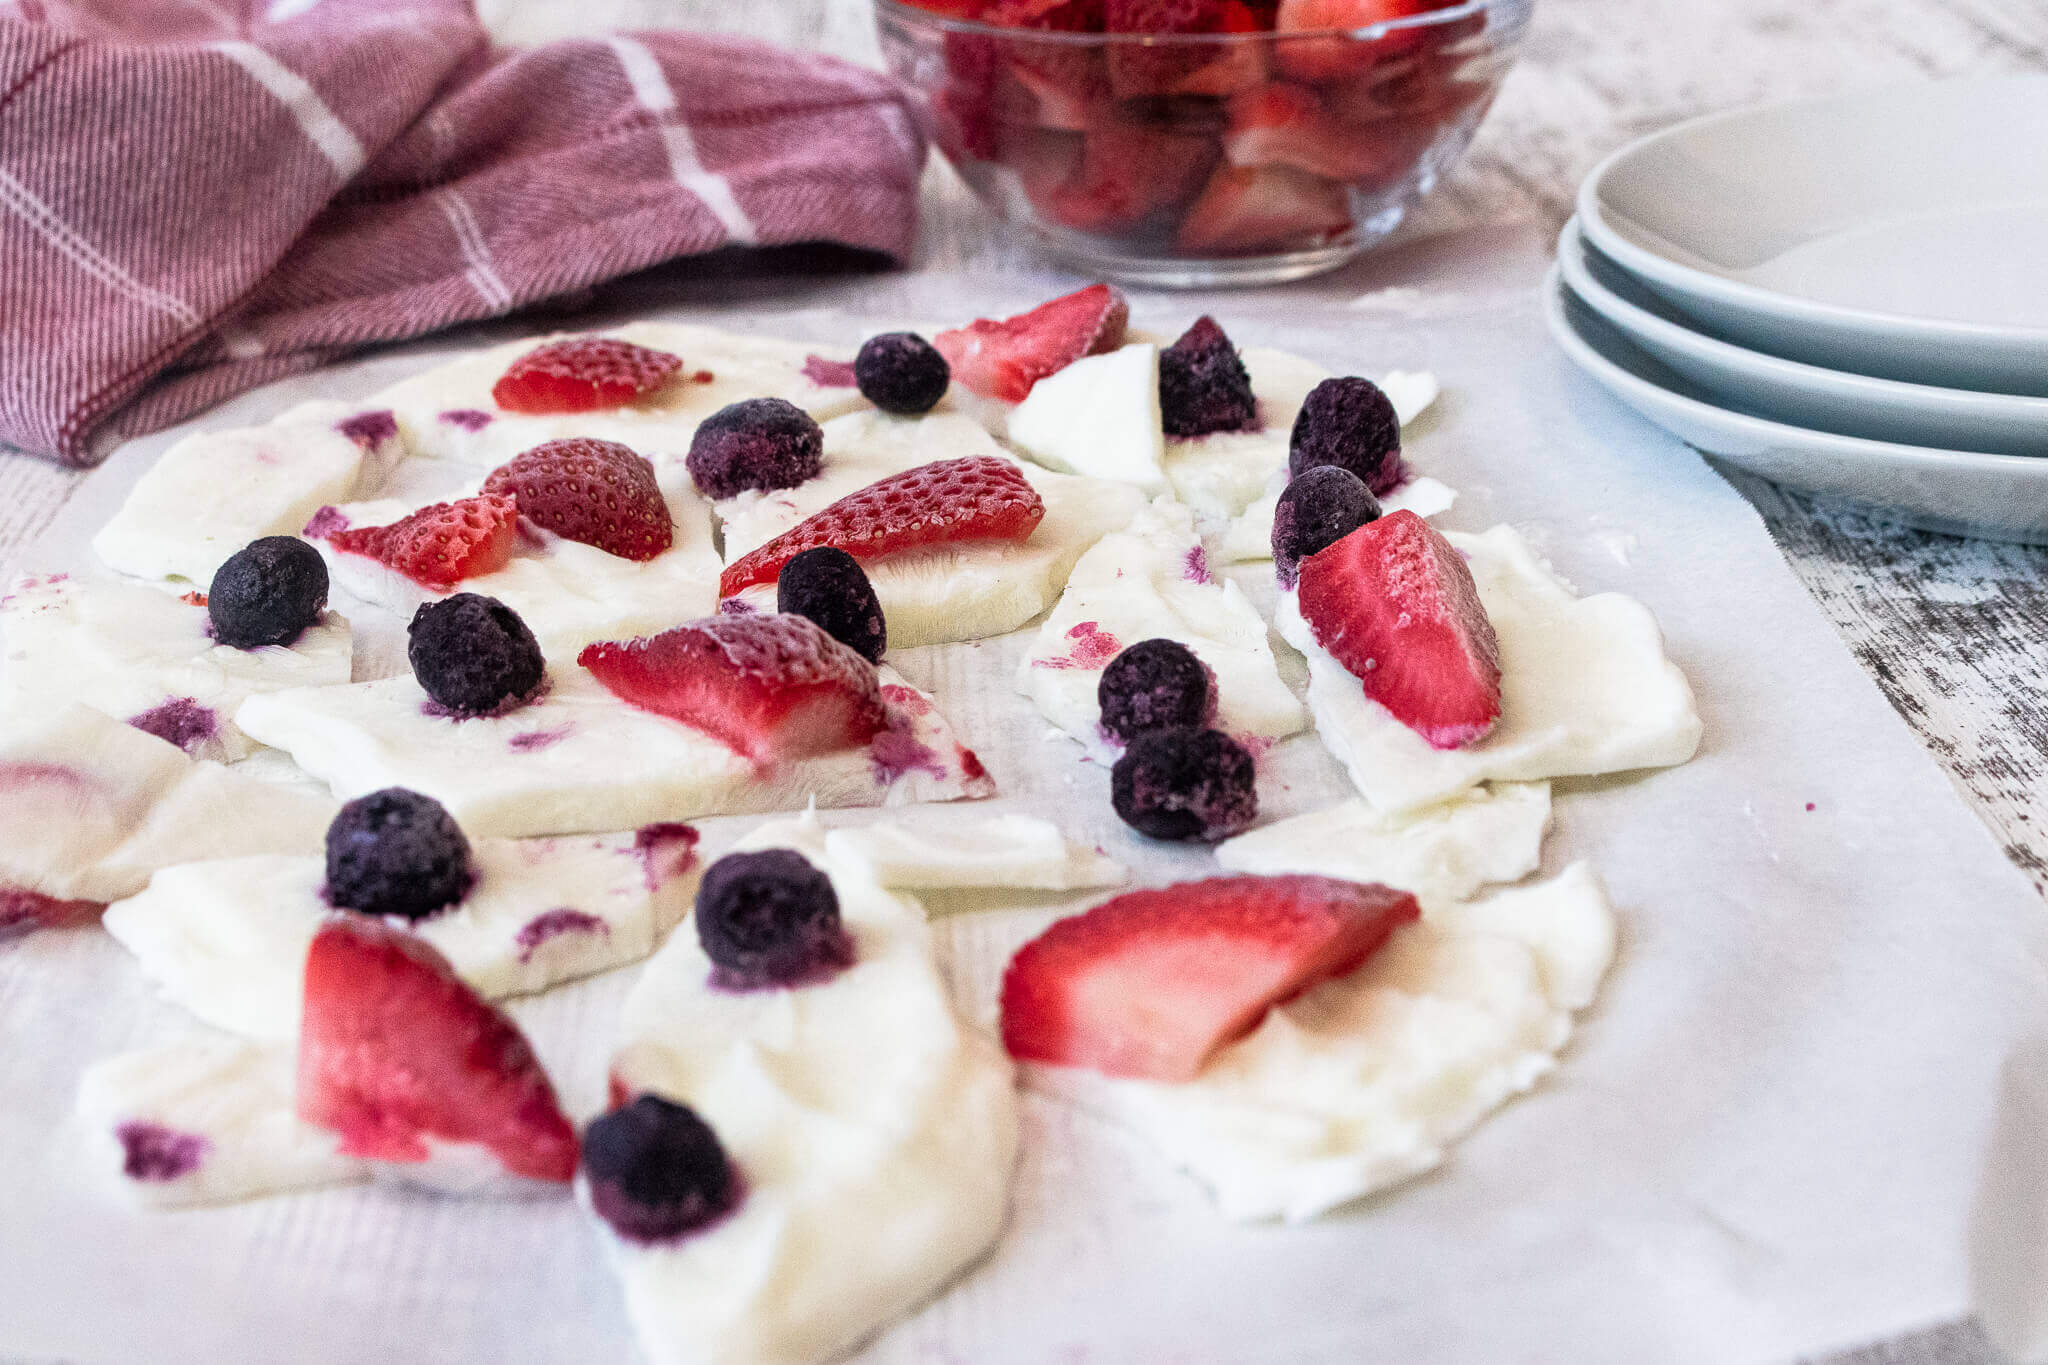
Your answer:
[877,0,1527,284]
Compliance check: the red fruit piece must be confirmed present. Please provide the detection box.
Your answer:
[481,438,674,562]
[1176,162,1351,254]
[0,887,102,937]
[326,494,519,591]
[720,456,1046,595]
[1224,82,1408,182]
[1000,874,1418,1080]
[298,918,578,1183]
[578,613,889,765]
[1030,122,1220,235]
[1103,0,1266,97]
[933,283,1129,402]
[990,0,1110,128]
[1296,508,1502,749]
[491,338,684,415]
[1273,0,1436,79]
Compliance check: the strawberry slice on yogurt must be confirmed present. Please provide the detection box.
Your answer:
[932,282,1129,403]
[491,337,685,415]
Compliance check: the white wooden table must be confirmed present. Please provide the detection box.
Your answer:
[2,2,2043,1360]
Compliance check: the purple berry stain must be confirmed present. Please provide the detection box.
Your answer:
[302,505,349,539]
[1183,546,1212,584]
[802,355,859,387]
[515,908,610,963]
[337,410,397,448]
[1032,621,1123,671]
[635,822,701,890]
[508,724,573,753]
[439,408,494,431]
[717,597,757,616]
[116,1121,208,1182]
[128,697,218,753]
[870,725,946,785]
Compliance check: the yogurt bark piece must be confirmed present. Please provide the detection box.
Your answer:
[93,400,404,587]
[1277,524,1702,813]
[1007,343,1168,493]
[1216,781,1553,904]
[103,825,703,1042]
[599,815,1018,1365]
[310,464,721,658]
[0,705,336,934]
[823,813,1127,891]
[75,1035,368,1207]
[371,322,870,468]
[715,410,1147,646]
[1,573,351,763]
[1035,863,1615,1223]
[1018,498,1304,760]
[235,666,993,839]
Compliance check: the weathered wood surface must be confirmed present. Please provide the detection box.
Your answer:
[1,4,2044,1359]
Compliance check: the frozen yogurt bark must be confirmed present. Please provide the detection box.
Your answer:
[93,400,403,587]
[371,323,870,468]
[0,705,335,934]
[1034,864,1616,1222]
[823,813,1127,892]
[75,1035,368,1207]
[234,666,992,839]
[310,464,722,658]
[596,815,1018,1365]
[104,824,703,1042]
[1278,524,1701,813]
[1,573,351,762]
[1216,782,1553,904]
[713,411,1148,646]
[1018,499,1304,759]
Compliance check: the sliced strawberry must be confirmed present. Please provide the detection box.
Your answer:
[1102,0,1266,97]
[719,456,1045,595]
[298,917,578,1183]
[1001,875,1418,1080]
[1175,162,1351,254]
[1029,122,1220,235]
[1223,82,1408,183]
[0,887,102,938]
[933,283,1130,402]
[991,0,1111,128]
[325,494,519,591]
[1297,508,1501,749]
[480,438,673,562]
[490,337,684,415]
[578,614,889,764]
[1273,0,1437,79]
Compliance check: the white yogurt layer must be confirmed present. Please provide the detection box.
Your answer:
[104,828,703,1042]
[1007,343,1168,493]
[75,1035,367,1207]
[601,815,1018,1365]
[0,705,336,908]
[311,464,722,658]
[235,665,993,839]
[1216,781,1552,904]
[1017,499,1304,759]
[1,573,351,763]
[1277,524,1702,813]
[370,322,870,468]
[1162,349,1438,527]
[1035,863,1614,1223]
[823,814,1127,891]
[717,412,1148,646]
[93,400,403,587]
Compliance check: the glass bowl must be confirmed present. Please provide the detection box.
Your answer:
[875,0,1531,287]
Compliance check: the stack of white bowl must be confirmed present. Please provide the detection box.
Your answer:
[1546,75,2048,543]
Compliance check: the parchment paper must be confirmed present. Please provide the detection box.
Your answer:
[6,239,2047,1365]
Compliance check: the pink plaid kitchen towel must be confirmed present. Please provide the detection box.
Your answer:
[0,0,926,466]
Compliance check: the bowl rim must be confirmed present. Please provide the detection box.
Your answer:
[873,0,1526,46]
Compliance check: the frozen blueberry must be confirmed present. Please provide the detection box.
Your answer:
[1110,727,1258,842]
[1098,639,1210,744]
[685,398,823,500]
[1288,376,1402,492]
[407,593,545,716]
[324,788,471,919]
[1158,316,1257,438]
[583,1094,739,1243]
[776,547,886,663]
[853,332,950,416]
[1271,465,1381,587]
[207,536,328,648]
[695,849,855,990]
